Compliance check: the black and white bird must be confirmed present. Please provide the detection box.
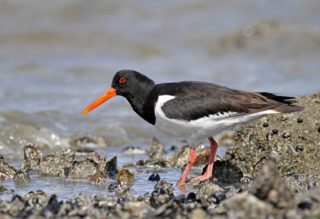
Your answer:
[81,70,303,186]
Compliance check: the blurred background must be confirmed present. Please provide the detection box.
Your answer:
[0,0,320,157]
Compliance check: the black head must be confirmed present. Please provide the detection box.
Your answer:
[112,70,155,98]
[81,69,155,123]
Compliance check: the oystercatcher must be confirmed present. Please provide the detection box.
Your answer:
[81,70,303,186]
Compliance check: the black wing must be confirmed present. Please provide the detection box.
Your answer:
[153,81,301,121]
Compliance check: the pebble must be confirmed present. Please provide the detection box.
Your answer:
[272,129,278,134]
[295,145,304,152]
[297,118,303,123]
[186,192,197,202]
[298,201,313,209]
[263,122,269,127]
[148,173,160,182]
[212,190,226,204]
[282,131,291,138]
[116,169,135,186]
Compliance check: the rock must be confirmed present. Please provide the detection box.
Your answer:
[87,170,106,184]
[250,160,294,209]
[196,183,223,205]
[120,201,153,218]
[122,146,146,155]
[116,169,134,187]
[69,136,106,148]
[23,144,42,170]
[105,156,118,179]
[190,208,210,219]
[205,160,243,184]
[186,192,197,202]
[74,148,96,157]
[224,193,273,219]
[0,184,7,192]
[0,157,17,179]
[148,173,160,182]
[13,170,30,184]
[227,93,320,177]
[69,159,99,178]
[212,190,227,204]
[40,194,63,217]
[39,150,74,177]
[147,137,165,159]
[150,180,174,208]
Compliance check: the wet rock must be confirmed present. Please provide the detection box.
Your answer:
[154,180,174,196]
[105,156,118,179]
[115,183,134,202]
[41,194,63,217]
[148,173,160,182]
[39,150,74,177]
[69,159,99,178]
[13,170,30,184]
[0,184,7,192]
[116,169,134,187]
[122,146,146,155]
[87,170,106,184]
[147,137,165,159]
[196,183,223,205]
[212,190,227,204]
[69,136,107,148]
[23,144,42,170]
[224,193,273,219]
[24,190,49,207]
[150,180,174,208]
[142,158,172,168]
[250,160,294,209]
[0,157,17,179]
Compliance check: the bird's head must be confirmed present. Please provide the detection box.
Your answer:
[81,70,154,115]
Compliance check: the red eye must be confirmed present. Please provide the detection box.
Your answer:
[119,77,127,84]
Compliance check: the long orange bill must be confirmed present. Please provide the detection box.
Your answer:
[81,87,117,115]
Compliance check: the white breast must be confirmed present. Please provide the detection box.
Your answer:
[154,95,279,144]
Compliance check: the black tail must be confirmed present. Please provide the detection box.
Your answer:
[258,92,304,113]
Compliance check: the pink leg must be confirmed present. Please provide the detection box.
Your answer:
[176,147,196,186]
[191,137,218,182]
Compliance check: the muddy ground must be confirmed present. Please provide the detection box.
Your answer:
[0,93,319,219]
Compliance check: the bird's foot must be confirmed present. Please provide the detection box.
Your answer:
[190,173,212,182]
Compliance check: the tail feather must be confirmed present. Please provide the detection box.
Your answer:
[258,92,296,104]
[258,92,304,113]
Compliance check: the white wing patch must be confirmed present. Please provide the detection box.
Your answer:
[154,95,279,143]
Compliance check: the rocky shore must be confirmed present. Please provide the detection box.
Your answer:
[0,93,319,219]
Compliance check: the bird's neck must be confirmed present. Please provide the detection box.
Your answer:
[126,82,156,125]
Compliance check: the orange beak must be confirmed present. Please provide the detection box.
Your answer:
[81,87,117,115]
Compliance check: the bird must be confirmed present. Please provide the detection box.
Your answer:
[81,70,303,186]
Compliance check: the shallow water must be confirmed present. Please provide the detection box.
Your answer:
[0,0,320,199]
